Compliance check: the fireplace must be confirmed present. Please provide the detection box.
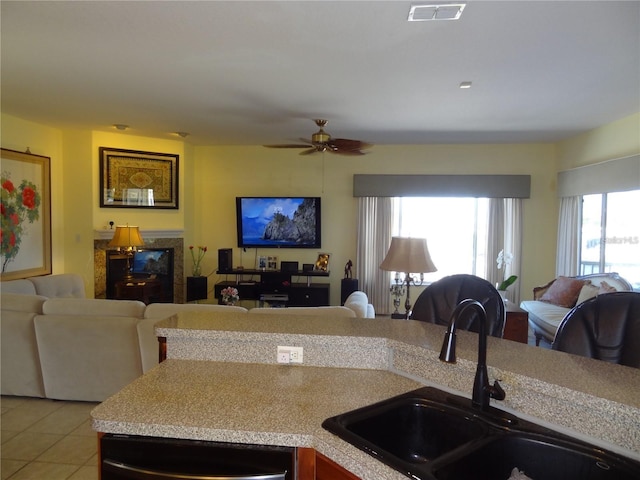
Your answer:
[94,230,184,303]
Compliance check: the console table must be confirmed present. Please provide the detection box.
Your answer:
[215,269,330,307]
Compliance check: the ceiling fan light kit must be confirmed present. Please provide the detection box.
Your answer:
[264,119,372,156]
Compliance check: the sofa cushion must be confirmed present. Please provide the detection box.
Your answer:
[576,283,599,305]
[1,303,46,398]
[344,291,369,318]
[30,273,85,298]
[249,306,356,317]
[144,303,248,318]
[1,279,37,295]
[521,300,571,340]
[43,298,146,318]
[539,276,586,308]
[598,280,617,294]
[1,293,48,313]
[34,315,144,401]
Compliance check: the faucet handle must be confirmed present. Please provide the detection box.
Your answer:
[488,380,506,401]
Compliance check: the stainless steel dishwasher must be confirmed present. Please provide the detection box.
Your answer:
[100,434,295,480]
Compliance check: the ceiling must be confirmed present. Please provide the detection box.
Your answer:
[1,1,639,147]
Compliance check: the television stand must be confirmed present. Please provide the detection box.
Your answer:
[215,269,330,307]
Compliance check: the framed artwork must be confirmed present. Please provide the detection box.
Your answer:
[258,256,267,270]
[1,148,52,280]
[315,253,330,272]
[267,255,278,270]
[99,147,179,209]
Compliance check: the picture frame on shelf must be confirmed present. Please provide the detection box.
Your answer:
[257,256,267,270]
[267,255,278,270]
[99,147,179,209]
[1,148,52,280]
[314,253,330,272]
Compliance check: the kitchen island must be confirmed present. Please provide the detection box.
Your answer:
[92,311,640,479]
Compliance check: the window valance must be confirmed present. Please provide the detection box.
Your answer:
[557,154,640,197]
[353,174,531,198]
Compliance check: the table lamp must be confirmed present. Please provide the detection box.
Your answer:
[380,236,437,318]
[108,225,145,281]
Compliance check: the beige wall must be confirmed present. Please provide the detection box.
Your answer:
[2,111,637,303]
[193,143,557,303]
[556,112,640,169]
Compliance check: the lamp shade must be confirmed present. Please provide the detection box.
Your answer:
[108,226,145,248]
[380,237,437,274]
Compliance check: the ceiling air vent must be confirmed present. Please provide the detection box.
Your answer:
[408,3,466,21]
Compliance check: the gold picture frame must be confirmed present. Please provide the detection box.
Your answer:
[99,147,179,209]
[1,148,52,280]
[315,253,330,272]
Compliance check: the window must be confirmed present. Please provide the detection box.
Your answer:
[579,190,640,288]
[393,197,490,282]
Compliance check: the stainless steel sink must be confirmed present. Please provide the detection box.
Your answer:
[322,387,640,480]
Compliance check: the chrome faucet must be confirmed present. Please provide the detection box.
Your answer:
[439,299,506,410]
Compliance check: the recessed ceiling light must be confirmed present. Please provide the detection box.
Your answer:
[113,124,129,130]
[408,3,466,21]
[175,132,189,138]
[459,81,472,89]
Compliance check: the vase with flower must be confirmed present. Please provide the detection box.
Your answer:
[221,286,239,306]
[189,245,207,277]
[496,249,518,303]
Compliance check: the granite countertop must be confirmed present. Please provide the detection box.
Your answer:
[92,311,640,478]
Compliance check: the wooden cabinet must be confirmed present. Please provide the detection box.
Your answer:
[296,448,361,480]
[315,452,360,480]
[504,303,529,344]
[115,279,163,305]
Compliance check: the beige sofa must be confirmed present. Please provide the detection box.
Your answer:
[1,274,374,401]
[521,272,633,345]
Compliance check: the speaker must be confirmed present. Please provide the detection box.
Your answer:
[341,278,359,305]
[281,261,299,273]
[218,248,233,272]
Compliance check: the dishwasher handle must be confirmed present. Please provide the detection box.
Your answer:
[103,459,287,480]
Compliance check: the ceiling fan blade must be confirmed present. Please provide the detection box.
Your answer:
[330,138,371,149]
[299,147,319,155]
[329,138,372,154]
[264,143,312,149]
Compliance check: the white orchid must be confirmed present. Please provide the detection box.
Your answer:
[496,249,517,291]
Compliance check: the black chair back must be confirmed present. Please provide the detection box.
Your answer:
[410,274,505,338]
[552,291,640,368]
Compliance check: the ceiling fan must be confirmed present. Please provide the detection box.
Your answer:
[264,119,372,156]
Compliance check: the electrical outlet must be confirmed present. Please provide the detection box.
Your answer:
[277,346,303,364]
[289,346,303,364]
[277,347,291,364]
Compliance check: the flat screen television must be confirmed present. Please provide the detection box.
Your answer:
[236,197,321,248]
[132,248,173,275]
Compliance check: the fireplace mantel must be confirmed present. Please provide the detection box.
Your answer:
[94,229,184,241]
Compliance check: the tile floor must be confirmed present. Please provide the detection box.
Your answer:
[1,396,99,480]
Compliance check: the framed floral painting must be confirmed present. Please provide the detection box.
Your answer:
[1,148,52,280]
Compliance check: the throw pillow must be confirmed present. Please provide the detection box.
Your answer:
[598,280,617,295]
[576,283,598,305]
[539,276,586,308]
